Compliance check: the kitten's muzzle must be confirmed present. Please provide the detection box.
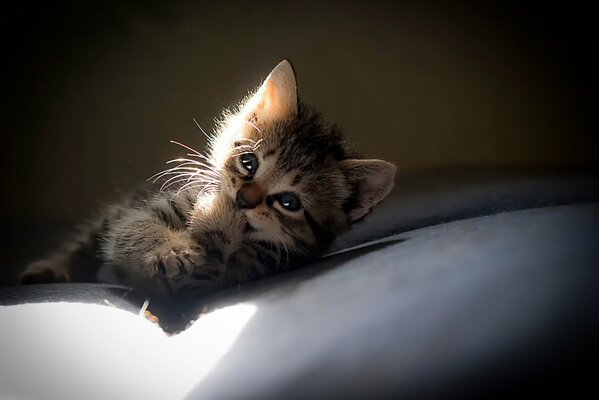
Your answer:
[236,183,265,209]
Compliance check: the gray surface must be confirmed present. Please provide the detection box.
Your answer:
[330,170,599,251]
[190,204,599,399]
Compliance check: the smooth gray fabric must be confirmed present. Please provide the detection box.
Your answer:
[189,204,599,399]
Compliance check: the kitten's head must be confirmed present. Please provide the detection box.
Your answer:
[211,61,396,256]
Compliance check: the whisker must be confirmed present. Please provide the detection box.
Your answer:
[170,140,202,156]
[192,118,211,139]
[231,144,255,151]
[165,159,222,176]
[160,173,214,188]
[149,168,189,183]
[199,185,219,196]
[161,164,221,179]
[169,139,219,168]
[175,180,218,198]
[252,139,264,150]
[231,149,260,157]
[160,173,204,191]
[231,137,256,146]
[166,158,211,167]
[163,175,213,191]
[150,166,219,183]
[243,119,262,133]
[186,153,217,163]
[161,178,199,192]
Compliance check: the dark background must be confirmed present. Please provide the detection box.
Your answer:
[1,1,597,284]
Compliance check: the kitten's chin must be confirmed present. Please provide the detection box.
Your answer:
[242,216,271,242]
[243,221,256,234]
[243,215,268,232]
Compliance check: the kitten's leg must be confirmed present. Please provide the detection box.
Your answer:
[190,194,247,265]
[101,193,207,293]
[20,217,105,284]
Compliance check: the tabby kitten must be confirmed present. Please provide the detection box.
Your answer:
[21,60,396,299]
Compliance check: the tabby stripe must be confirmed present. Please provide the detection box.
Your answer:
[264,149,276,158]
[170,200,188,224]
[154,207,176,228]
[292,174,302,186]
[303,210,322,241]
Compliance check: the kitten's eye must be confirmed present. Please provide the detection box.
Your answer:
[278,192,302,211]
[240,153,259,174]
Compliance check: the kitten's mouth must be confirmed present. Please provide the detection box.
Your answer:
[244,222,256,233]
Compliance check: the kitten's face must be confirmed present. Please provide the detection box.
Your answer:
[212,61,396,255]
[219,117,351,254]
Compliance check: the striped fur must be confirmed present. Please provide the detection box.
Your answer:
[21,60,396,299]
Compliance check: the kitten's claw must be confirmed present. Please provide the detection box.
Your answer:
[176,257,186,275]
[147,245,205,281]
[154,261,166,277]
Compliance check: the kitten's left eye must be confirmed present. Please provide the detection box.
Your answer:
[278,192,302,211]
[240,153,259,174]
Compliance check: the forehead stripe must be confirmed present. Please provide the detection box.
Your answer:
[264,149,276,157]
[292,174,302,186]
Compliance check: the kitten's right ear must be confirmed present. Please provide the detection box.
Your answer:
[241,60,298,127]
[340,159,396,222]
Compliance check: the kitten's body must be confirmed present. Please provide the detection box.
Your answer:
[21,61,396,301]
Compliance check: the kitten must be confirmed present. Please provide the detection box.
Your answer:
[21,60,396,300]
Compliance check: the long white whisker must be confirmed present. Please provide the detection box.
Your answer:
[252,139,264,150]
[192,118,211,139]
[150,166,219,184]
[166,158,209,167]
[231,137,256,146]
[162,163,221,179]
[161,178,199,192]
[243,119,262,133]
[231,150,261,157]
[170,140,202,156]
[176,180,218,197]
[200,184,219,196]
[168,161,220,174]
[165,159,222,176]
[169,139,219,167]
[166,158,217,170]
[231,144,255,151]
[186,153,216,163]
[163,180,210,193]
[159,173,205,191]
[162,174,215,191]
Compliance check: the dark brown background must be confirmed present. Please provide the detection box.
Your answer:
[1,1,597,281]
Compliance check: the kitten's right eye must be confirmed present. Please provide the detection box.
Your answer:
[241,153,259,174]
[278,192,302,211]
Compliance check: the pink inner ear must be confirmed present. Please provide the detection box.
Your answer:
[243,61,298,127]
[263,81,295,119]
[342,159,396,222]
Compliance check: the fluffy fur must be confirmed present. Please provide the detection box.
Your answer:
[21,60,396,299]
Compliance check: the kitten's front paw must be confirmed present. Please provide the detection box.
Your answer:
[20,259,71,284]
[145,243,205,282]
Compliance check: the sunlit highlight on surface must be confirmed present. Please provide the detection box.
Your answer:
[0,302,257,400]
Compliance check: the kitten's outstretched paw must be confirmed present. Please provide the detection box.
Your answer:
[20,259,71,284]
[147,245,205,281]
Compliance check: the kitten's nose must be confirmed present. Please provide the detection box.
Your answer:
[236,183,265,209]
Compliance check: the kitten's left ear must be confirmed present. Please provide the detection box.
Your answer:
[243,60,298,125]
[340,159,396,222]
